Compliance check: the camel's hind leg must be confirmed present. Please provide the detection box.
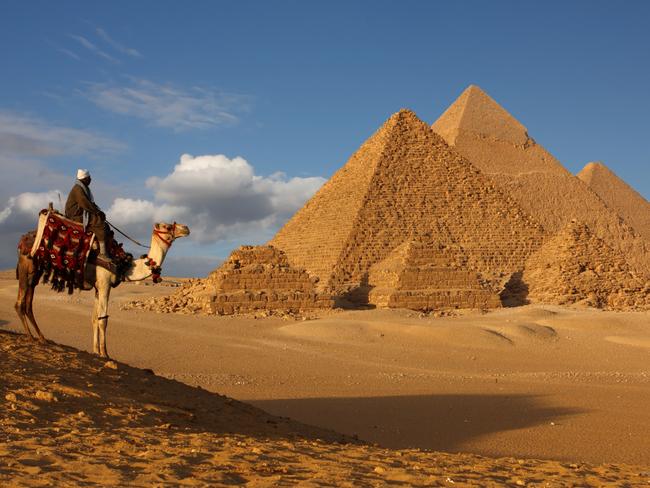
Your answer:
[15,254,37,341]
[15,281,35,340]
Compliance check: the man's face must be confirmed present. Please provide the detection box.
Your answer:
[81,176,91,186]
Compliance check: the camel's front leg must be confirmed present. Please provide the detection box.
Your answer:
[25,284,46,343]
[92,289,100,355]
[96,286,111,358]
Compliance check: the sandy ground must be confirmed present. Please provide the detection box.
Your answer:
[5,331,648,487]
[1,271,649,484]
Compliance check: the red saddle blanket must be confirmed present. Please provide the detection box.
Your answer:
[20,209,133,293]
[33,210,95,268]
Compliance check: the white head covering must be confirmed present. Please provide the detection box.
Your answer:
[77,169,90,180]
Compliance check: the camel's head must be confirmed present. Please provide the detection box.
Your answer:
[153,222,190,244]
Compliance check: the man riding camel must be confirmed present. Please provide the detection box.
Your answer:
[65,169,110,259]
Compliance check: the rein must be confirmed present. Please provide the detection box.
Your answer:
[106,220,150,248]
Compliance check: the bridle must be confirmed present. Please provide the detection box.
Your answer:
[152,222,178,249]
[145,222,179,283]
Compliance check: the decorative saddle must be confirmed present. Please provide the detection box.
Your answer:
[18,209,133,293]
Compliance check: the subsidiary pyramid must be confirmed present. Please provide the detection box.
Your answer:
[577,162,650,242]
[522,221,649,310]
[125,246,333,314]
[270,109,545,301]
[368,240,501,310]
[432,85,650,276]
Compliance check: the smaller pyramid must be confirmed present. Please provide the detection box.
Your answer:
[577,162,650,242]
[522,221,649,310]
[126,246,333,315]
[368,240,501,311]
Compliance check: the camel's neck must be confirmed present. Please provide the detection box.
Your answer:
[124,232,170,282]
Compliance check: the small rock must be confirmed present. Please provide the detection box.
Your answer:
[104,360,118,370]
[35,390,57,402]
[515,480,526,486]
[373,466,385,474]
[5,392,17,402]
[251,447,263,454]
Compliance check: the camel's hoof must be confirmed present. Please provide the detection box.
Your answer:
[37,337,47,344]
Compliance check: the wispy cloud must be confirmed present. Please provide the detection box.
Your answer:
[68,34,119,63]
[96,27,142,58]
[84,78,251,131]
[0,111,125,157]
[56,47,80,61]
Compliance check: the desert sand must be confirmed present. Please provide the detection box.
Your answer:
[2,271,649,486]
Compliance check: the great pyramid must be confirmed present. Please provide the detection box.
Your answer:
[577,161,650,242]
[368,240,501,310]
[270,109,545,302]
[522,221,650,310]
[432,85,650,277]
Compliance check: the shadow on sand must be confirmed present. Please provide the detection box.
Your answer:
[2,329,585,458]
[251,393,585,452]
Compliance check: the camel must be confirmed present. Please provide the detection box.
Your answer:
[15,221,190,358]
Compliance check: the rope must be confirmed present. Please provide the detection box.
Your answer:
[106,220,150,248]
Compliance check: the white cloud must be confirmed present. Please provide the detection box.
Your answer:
[68,34,119,63]
[0,111,124,157]
[107,154,325,244]
[95,27,142,58]
[84,78,250,131]
[0,191,61,230]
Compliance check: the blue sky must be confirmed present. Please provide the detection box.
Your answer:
[1,1,649,275]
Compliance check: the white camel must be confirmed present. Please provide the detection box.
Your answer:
[15,221,190,358]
